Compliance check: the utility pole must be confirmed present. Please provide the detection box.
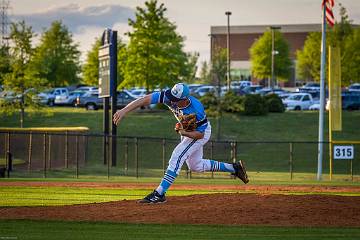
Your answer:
[270,26,281,88]
[225,11,231,91]
[0,0,10,47]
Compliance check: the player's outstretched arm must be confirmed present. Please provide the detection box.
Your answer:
[113,94,152,125]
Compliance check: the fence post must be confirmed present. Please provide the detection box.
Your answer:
[43,133,47,178]
[6,151,12,178]
[230,142,236,179]
[135,138,138,178]
[3,133,7,163]
[28,132,32,173]
[84,135,88,165]
[350,155,353,182]
[107,135,110,179]
[125,139,128,176]
[210,141,214,179]
[162,139,166,174]
[233,141,237,162]
[76,134,79,179]
[289,142,293,180]
[6,132,10,163]
[65,131,69,168]
[48,134,52,170]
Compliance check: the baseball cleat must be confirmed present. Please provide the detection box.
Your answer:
[232,160,249,184]
[138,190,167,204]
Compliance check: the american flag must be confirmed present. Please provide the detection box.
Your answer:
[322,0,335,27]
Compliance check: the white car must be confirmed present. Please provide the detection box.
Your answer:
[76,86,98,92]
[283,93,315,111]
[194,86,217,97]
[348,83,360,92]
[231,80,251,89]
[296,82,320,92]
[130,88,147,98]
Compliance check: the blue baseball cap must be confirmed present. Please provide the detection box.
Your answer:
[165,83,190,102]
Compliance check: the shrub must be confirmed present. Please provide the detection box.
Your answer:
[221,91,244,113]
[244,94,268,116]
[264,94,285,113]
[199,92,220,117]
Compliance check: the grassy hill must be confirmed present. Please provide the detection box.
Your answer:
[1,107,359,142]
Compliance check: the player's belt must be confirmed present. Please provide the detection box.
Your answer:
[196,118,208,127]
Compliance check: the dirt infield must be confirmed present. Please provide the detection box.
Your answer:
[1,181,360,227]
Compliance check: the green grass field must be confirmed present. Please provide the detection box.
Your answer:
[1,107,360,141]
[1,179,359,207]
[1,108,360,179]
[1,220,360,240]
[1,108,360,239]
[0,181,360,239]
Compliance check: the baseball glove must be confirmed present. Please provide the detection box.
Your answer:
[175,113,197,132]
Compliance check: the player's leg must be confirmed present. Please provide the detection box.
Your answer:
[156,137,200,193]
[186,149,235,173]
[187,150,249,184]
[139,136,201,203]
[185,124,249,183]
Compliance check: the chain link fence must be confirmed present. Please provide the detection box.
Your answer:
[0,130,359,181]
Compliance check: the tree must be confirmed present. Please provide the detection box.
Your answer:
[199,61,211,84]
[82,38,127,88]
[249,30,292,84]
[296,4,355,85]
[211,47,227,88]
[121,0,189,90]
[0,45,11,85]
[342,28,360,85]
[182,52,199,83]
[210,47,227,140]
[296,32,322,82]
[328,3,353,50]
[30,21,81,87]
[82,39,101,86]
[1,20,41,127]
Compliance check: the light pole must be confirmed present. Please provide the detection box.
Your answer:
[225,11,232,91]
[270,26,281,88]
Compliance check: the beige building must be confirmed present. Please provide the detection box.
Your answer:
[210,24,323,87]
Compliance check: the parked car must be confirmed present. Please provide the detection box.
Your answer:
[76,90,136,110]
[296,82,320,92]
[76,91,102,110]
[130,88,147,98]
[117,90,137,108]
[188,84,204,94]
[257,88,288,96]
[36,88,69,106]
[348,83,360,92]
[282,93,315,110]
[325,92,360,111]
[194,85,217,97]
[55,90,86,106]
[0,90,16,105]
[341,93,360,110]
[231,80,251,89]
[242,85,263,94]
[76,86,98,92]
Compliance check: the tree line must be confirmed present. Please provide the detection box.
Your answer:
[0,1,199,94]
[1,1,360,104]
[199,3,360,87]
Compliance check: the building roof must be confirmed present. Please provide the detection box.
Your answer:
[211,23,359,34]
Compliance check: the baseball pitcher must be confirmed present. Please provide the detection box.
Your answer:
[113,83,248,203]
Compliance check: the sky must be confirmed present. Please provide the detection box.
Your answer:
[8,0,360,64]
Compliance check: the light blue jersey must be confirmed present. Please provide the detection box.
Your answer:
[151,91,208,133]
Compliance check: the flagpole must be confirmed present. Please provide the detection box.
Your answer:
[317,3,327,181]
